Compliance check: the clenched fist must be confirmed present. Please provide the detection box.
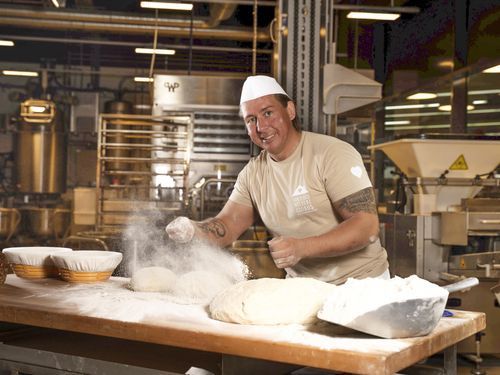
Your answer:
[268,236,305,269]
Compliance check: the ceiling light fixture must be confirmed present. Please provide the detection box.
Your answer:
[385,120,410,125]
[385,103,440,110]
[134,77,154,82]
[483,65,500,73]
[333,3,418,21]
[135,47,175,55]
[438,104,475,111]
[0,40,14,47]
[406,92,437,100]
[2,70,39,77]
[437,60,454,68]
[140,1,193,11]
[51,0,60,7]
[347,11,400,21]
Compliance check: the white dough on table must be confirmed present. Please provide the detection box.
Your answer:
[209,277,336,325]
[172,270,234,303]
[129,266,177,292]
[50,251,122,272]
[2,247,72,267]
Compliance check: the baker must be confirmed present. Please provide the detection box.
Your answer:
[166,75,389,285]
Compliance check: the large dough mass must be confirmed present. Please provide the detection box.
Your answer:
[209,277,336,325]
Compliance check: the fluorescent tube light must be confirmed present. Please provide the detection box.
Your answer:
[438,105,451,111]
[140,1,193,11]
[438,104,475,111]
[2,70,39,77]
[385,103,440,110]
[472,100,487,105]
[483,65,500,73]
[347,11,400,21]
[134,77,154,82]
[0,40,14,47]
[385,120,410,125]
[135,47,175,55]
[406,92,437,100]
[51,0,60,7]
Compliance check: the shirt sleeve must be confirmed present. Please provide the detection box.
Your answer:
[323,140,373,203]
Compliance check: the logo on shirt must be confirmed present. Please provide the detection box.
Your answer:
[291,184,316,215]
[350,166,363,178]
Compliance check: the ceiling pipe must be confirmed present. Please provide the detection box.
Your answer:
[0,34,273,54]
[0,16,271,42]
[0,5,236,29]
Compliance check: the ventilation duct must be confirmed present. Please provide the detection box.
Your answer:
[322,63,382,114]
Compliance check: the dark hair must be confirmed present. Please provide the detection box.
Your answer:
[274,94,301,131]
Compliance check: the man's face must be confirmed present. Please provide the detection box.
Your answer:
[241,94,297,160]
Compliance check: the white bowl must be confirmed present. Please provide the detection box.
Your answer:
[2,246,73,279]
[50,250,122,282]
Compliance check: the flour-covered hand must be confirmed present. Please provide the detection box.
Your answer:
[268,236,304,268]
[165,216,196,243]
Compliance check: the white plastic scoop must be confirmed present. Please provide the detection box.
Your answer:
[317,276,479,339]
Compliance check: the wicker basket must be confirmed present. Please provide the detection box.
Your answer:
[11,264,58,279]
[0,253,7,284]
[59,269,113,283]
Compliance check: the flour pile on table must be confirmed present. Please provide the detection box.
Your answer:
[318,275,448,326]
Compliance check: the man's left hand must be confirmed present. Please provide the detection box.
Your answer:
[268,236,305,268]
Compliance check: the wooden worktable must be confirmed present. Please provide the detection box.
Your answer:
[0,275,486,375]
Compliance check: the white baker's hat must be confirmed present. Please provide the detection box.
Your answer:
[240,75,289,104]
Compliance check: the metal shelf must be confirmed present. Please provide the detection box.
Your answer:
[96,113,193,230]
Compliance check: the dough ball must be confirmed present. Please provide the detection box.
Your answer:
[172,270,233,303]
[209,277,336,325]
[166,216,195,243]
[129,266,177,292]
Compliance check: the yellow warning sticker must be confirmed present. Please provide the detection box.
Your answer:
[449,154,468,170]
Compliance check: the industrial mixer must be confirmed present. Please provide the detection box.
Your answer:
[370,134,500,353]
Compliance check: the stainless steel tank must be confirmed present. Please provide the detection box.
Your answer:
[14,99,67,193]
[20,207,71,240]
[103,100,133,173]
[0,208,21,241]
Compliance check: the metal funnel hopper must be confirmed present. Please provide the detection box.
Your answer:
[369,137,500,210]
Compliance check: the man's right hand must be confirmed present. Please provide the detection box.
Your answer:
[165,216,196,243]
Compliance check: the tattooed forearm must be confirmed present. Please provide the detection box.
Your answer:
[334,187,378,214]
[197,218,227,238]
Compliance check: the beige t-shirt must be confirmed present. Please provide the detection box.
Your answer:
[229,131,388,284]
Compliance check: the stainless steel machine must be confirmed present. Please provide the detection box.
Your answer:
[14,99,67,194]
[152,75,251,220]
[371,135,500,353]
[6,98,71,246]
